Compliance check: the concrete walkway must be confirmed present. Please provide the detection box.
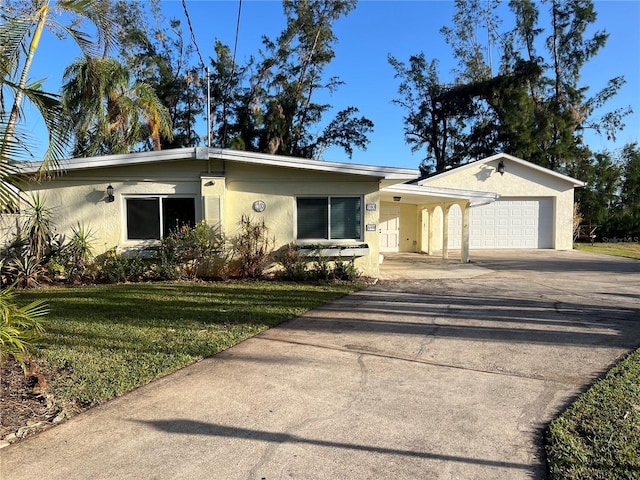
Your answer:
[2,250,639,479]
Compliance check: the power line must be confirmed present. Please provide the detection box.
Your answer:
[181,0,243,148]
[181,0,205,68]
[222,0,243,147]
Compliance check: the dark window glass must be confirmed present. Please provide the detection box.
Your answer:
[163,198,196,238]
[296,196,362,240]
[126,197,196,240]
[127,198,160,240]
[331,197,361,239]
[297,198,328,239]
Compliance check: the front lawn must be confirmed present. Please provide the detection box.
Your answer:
[546,245,640,477]
[2,281,359,441]
[546,347,640,478]
[574,242,640,259]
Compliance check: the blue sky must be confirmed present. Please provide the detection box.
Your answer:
[26,0,640,169]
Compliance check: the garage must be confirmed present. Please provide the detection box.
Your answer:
[448,198,554,249]
[421,153,584,252]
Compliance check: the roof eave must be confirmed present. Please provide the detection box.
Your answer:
[15,147,420,181]
[419,152,586,187]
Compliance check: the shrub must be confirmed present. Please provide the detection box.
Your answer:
[231,215,274,279]
[159,221,228,280]
[276,243,361,282]
[311,252,332,281]
[64,222,96,282]
[0,286,48,373]
[99,249,148,283]
[276,243,308,281]
[333,257,360,281]
[21,193,56,262]
[5,255,49,288]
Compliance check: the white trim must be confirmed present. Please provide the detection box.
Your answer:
[381,183,499,205]
[18,147,419,182]
[419,152,586,187]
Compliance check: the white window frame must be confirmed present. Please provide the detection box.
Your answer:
[124,195,197,242]
[295,195,363,241]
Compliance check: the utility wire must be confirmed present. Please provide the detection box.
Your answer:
[182,0,205,68]
[222,0,243,147]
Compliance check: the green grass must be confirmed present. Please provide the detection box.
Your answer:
[17,281,360,408]
[548,243,640,477]
[546,347,640,479]
[574,242,640,260]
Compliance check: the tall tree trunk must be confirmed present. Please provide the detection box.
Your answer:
[2,1,50,159]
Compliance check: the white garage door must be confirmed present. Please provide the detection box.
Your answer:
[448,198,554,249]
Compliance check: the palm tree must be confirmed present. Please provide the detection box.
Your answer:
[0,0,114,158]
[62,56,173,156]
[0,0,115,208]
[0,0,112,372]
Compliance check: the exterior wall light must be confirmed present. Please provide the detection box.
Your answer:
[106,184,114,202]
[497,160,505,175]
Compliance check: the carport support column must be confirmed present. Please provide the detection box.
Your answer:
[442,204,450,259]
[461,202,470,263]
[426,207,435,256]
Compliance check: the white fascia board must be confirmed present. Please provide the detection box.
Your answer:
[382,183,499,202]
[210,148,419,180]
[18,148,201,174]
[419,152,586,187]
[18,147,420,181]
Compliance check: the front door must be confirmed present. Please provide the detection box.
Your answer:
[380,205,400,252]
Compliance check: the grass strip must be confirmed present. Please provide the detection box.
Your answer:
[545,347,640,479]
[574,242,640,260]
[18,281,360,408]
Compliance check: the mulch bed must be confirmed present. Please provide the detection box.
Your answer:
[0,359,69,445]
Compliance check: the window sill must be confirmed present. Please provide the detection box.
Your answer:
[297,243,370,257]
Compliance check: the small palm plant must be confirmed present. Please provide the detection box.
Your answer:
[22,193,56,262]
[0,286,48,373]
[6,255,49,288]
[65,222,96,282]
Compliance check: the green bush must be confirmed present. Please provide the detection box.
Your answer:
[159,221,228,280]
[311,253,332,281]
[276,243,361,282]
[333,257,360,281]
[0,286,48,373]
[99,249,149,283]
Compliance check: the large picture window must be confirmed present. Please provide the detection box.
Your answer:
[126,197,196,240]
[297,196,362,240]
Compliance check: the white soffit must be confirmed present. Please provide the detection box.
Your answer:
[381,183,499,205]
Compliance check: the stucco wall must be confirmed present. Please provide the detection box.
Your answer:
[224,162,381,276]
[6,157,384,276]
[423,158,576,249]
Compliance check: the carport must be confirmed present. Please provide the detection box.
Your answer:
[379,184,498,263]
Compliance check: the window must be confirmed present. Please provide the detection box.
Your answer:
[126,197,196,240]
[297,196,362,240]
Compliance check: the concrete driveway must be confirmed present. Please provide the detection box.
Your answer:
[2,250,639,479]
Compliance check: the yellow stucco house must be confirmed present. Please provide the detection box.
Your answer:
[1,148,584,277]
